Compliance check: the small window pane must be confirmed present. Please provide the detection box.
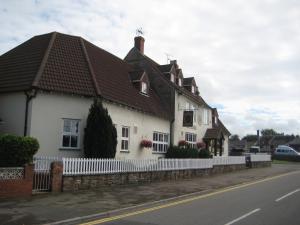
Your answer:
[62,135,70,147]
[70,136,78,147]
[63,120,71,132]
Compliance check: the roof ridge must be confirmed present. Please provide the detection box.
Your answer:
[80,38,101,96]
[32,32,57,88]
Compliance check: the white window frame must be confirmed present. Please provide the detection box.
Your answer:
[61,119,80,149]
[170,73,175,83]
[178,78,182,86]
[191,85,195,93]
[203,108,209,125]
[141,82,148,94]
[185,132,197,148]
[121,126,130,152]
[153,131,169,153]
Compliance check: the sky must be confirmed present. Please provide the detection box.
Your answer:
[1,0,300,137]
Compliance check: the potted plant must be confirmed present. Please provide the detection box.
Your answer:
[140,140,152,148]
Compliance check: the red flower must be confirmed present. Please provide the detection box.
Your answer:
[197,141,206,149]
[140,140,152,148]
[178,140,188,147]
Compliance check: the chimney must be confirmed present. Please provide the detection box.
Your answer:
[134,36,145,54]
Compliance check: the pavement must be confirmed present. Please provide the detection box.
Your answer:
[0,163,300,225]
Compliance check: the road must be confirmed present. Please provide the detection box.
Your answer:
[79,171,300,225]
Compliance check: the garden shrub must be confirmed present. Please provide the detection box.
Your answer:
[166,146,199,158]
[198,148,212,158]
[0,134,39,167]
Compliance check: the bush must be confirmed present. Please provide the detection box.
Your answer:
[166,146,199,158]
[198,148,212,158]
[0,134,39,167]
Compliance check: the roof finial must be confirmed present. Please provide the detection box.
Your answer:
[165,53,173,63]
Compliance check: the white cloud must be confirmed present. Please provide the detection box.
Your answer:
[1,0,300,137]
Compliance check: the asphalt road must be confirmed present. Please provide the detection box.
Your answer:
[80,171,300,225]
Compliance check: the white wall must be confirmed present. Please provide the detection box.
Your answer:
[173,92,212,145]
[29,92,169,159]
[0,92,26,136]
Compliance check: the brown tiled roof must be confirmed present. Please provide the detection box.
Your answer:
[0,34,52,93]
[125,47,211,108]
[0,32,169,119]
[183,77,195,86]
[203,128,221,139]
[129,70,144,81]
[158,64,173,73]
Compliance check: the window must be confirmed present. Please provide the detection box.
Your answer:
[170,74,175,83]
[186,102,197,123]
[203,108,209,125]
[191,85,195,93]
[153,132,169,153]
[185,132,197,148]
[178,78,182,86]
[141,82,148,94]
[121,126,129,151]
[62,119,80,149]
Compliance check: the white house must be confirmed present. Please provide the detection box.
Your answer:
[0,32,230,158]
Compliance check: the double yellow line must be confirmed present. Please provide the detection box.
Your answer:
[80,170,300,225]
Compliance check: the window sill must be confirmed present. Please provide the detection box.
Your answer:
[120,150,130,153]
[59,148,81,151]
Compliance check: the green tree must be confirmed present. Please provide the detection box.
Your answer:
[261,129,280,136]
[230,134,240,141]
[84,98,117,158]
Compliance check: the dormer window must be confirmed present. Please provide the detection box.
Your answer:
[178,78,182,86]
[191,85,195,93]
[141,82,148,94]
[170,73,175,83]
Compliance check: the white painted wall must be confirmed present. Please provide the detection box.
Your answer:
[0,92,26,136]
[173,92,212,145]
[29,92,169,159]
[223,135,229,156]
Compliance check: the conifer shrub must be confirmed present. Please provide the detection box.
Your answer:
[84,99,117,158]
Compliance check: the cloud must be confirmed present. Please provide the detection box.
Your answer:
[1,0,300,137]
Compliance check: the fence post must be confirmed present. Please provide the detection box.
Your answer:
[50,161,63,192]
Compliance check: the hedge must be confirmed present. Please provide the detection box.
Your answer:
[165,146,199,158]
[272,154,300,162]
[0,134,39,167]
[198,148,212,158]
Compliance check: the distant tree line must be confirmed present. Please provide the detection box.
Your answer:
[230,129,300,141]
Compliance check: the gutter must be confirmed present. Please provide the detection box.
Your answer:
[24,89,37,136]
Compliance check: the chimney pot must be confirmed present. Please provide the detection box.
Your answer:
[134,36,145,54]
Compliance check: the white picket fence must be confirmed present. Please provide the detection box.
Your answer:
[250,154,271,162]
[212,156,246,165]
[62,157,246,175]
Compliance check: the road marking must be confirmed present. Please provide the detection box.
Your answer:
[275,188,300,202]
[73,170,300,225]
[224,208,261,225]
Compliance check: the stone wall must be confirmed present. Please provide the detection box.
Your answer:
[62,164,247,192]
[251,161,272,168]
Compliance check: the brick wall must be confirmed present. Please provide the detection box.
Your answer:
[0,164,34,198]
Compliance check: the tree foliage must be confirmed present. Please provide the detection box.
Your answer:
[261,129,281,136]
[229,134,240,141]
[84,99,117,158]
[0,134,39,166]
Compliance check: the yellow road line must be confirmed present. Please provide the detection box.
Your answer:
[80,170,300,225]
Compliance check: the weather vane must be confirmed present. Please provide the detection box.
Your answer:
[136,27,144,36]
